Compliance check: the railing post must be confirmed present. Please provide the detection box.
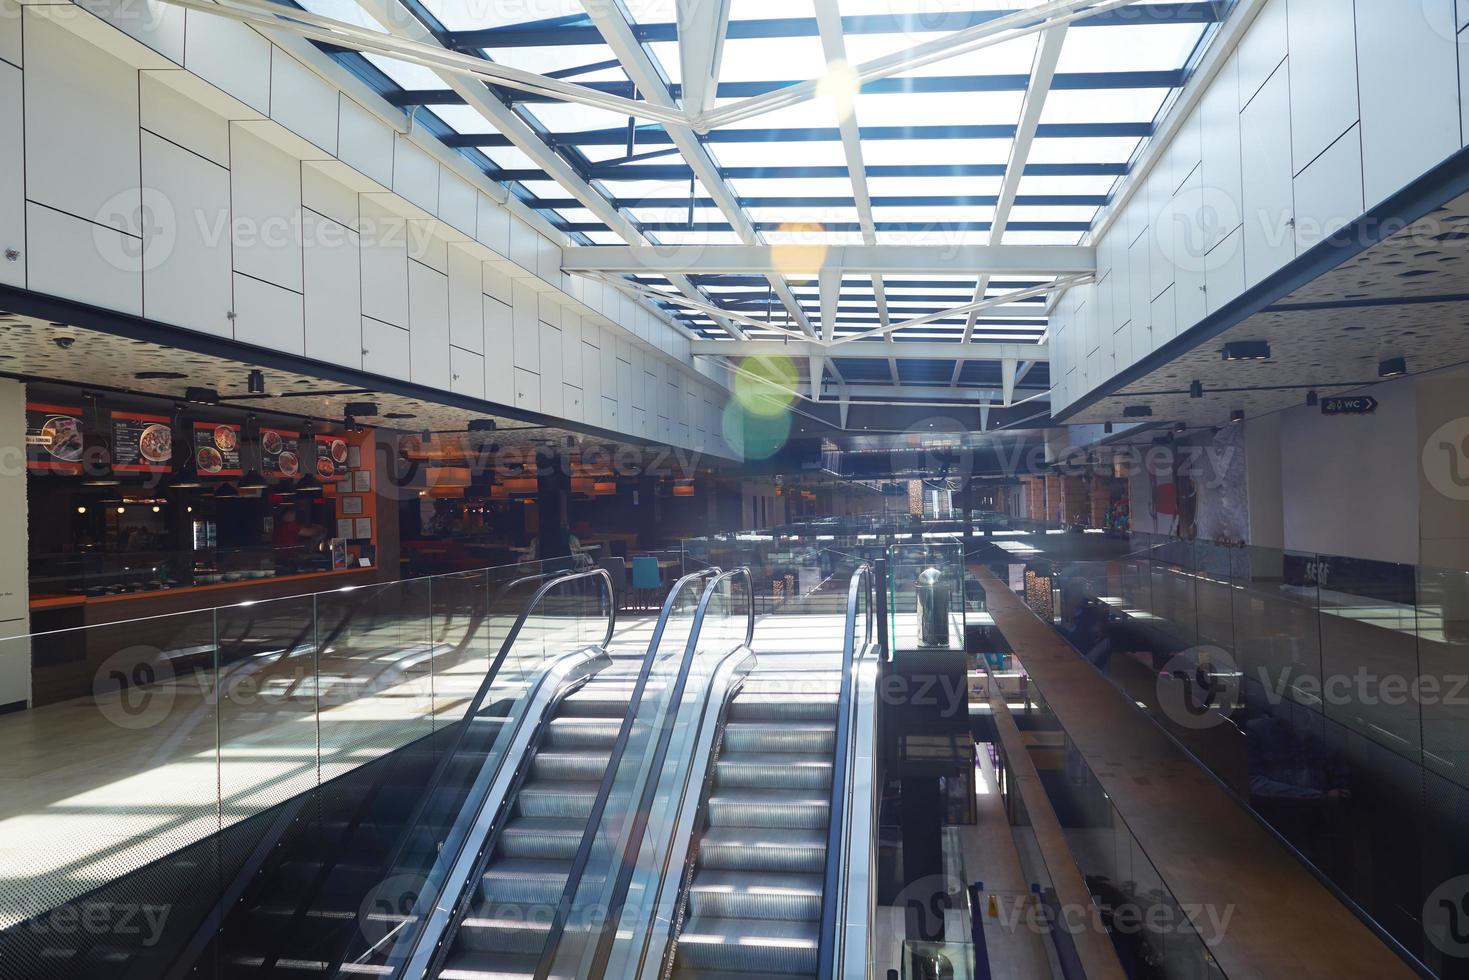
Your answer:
[874,557,890,661]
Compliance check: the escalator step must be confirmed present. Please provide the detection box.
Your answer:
[479,858,571,905]
[437,950,539,980]
[556,689,638,717]
[675,916,820,975]
[530,750,613,782]
[513,780,600,820]
[696,828,827,873]
[722,722,835,754]
[543,717,622,748]
[455,912,553,955]
[705,789,830,829]
[497,816,587,860]
[672,971,815,980]
[687,870,822,921]
[727,696,838,722]
[714,753,833,791]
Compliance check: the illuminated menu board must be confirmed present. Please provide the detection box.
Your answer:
[260,428,300,480]
[193,422,242,478]
[315,434,350,483]
[24,403,83,474]
[112,411,172,474]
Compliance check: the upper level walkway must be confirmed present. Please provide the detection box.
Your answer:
[974,565,1418,980]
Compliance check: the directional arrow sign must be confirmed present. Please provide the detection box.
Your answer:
[1321,395,1378,415]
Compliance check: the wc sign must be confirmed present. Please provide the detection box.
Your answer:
[1320,395,1378,416]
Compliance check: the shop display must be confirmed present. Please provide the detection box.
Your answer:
[193,422,242,477]
[112,412,172,473]
[25,403,83,474]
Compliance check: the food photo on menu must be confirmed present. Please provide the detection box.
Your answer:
[316,435,350,481]
[194,422,243,477]
[261,427,301,479]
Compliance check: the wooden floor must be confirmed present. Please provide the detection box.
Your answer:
[974,566,1418,980]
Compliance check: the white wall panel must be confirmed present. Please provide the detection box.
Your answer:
[1171,166,1208,335]
[562,384,583,423]
[230,126,303,291]
[509,215,537,272]
[536,233,560,282]
[483,264,511,305]
[303,209,360,367]
[408,260,450,390]
[451,346,484,399]
[511,280,540,373]
[562,312,582,387]
[581,341,600,401]
[140,74,230,167]
[0,63,23,289]
[362,316,409,381]
[1236,0,1288,107]
[269,52,337,155]
[540,322,563,415]
[183,11,270,113]
[140,133,232,336]
[447,244,482,353]
[538,292,561,329]
[26,203,141,314]
[1205,226,1246,314]
[1239,65,1295,288]
[359,197,408,327]
[1286,0,1359,169]
[601,396,618,430]
[514,367,540,413]
[476,194,509,256]
[1293,125,1363,255]
[233,273,304,354]
[23,15,140,233]
[1199,53,1244,254]
[392,137,438,214]
[1,0,21,67]
[337,96,393,188]
[1127,236,1151,343]
[301,163,357,228]
[1356,0,1461,206]
[483,295,513,402]
[1150,285,1177,346]
[438,170,476,238]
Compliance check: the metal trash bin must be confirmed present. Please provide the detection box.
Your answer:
[915,566,949,648]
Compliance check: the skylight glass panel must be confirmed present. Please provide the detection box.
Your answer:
[860,139,1012,166]
[853,90,1023,128]
[714,100,846,132]
[840,29,1039,74]
[419,0,583,30]
[485,43,625,78]
[296,0,384,31]
[646,230,747,245]
[584,230,626,244]
[1007,205,1100,224]
[763,228,868,245]
[708,142,851,168]
[529,101,638,134]
[696,35,830,82]
[362,55,445,90]
[866,176,1005,197]
[626,206,729,224]
[621,0,678,23]
[746,206,863,224]
[869,205,999,224]
[999,230,1087,245]
[1015,175,1119,198]
[727,177,862,198]
[1026,136,1143,164]
[1041,88,1171,126]
[1055,22,1206,73]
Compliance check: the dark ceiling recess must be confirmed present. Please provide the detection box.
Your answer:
[1220,340,1271,361]
[1123,405,1153,417]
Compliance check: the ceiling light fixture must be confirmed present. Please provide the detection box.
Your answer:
[1123,405,1153,418]
[1305,390,1319,407]
[1221,341,1271,361]
[1378,356,1407,378]
[1230,410,1245,424]
[247,369,265,395]
[185,386,221,405]
[1189,380,1203,399]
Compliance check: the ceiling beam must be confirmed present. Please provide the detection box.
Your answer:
[577,0,819,341]
[833,276,1086,345]
[676,0,733,117]
[698,0,1144,130]
[691,340,1048,361]
[956,23,1068,388]
[562,244,1096,275]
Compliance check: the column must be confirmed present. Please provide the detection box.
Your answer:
[0,379,30,709]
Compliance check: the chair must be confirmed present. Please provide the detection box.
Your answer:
[631,555,662,611]
[597,556,628,610]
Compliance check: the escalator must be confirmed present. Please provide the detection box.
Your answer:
[668,671,840,978]
[434,677,631,978]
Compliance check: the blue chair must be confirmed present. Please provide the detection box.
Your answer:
[631,556,662,610]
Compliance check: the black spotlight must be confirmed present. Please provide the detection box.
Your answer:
[421,429,433,444]
[468,418,498,433]
[1230,410,1245,424]
[1221,340,1271,361]
[345,401,379,417]
[1306,390,1319,407]
[1379,356,1407,378]
[1123,405,1153,418]
[1103,421,1114,434]
[247,369,265,395]
[1189,380,1203,399]
[185,386,221,405]
[1174,422,1187,434]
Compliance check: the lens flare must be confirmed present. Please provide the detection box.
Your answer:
[722,403,792,461]
[733,355,799,416]
[817,58,861,123]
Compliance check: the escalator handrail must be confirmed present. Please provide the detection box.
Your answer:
[532,566,755,980]
[817,562,876,980]
[355,565,615,973]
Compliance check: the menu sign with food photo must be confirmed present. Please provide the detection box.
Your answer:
[112,411,173,473]
[25,403,84,474]
[193,422,242,478]
[260,428,300,480]
[315,435,350,483]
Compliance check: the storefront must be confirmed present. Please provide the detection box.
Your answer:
[20,382,395,706]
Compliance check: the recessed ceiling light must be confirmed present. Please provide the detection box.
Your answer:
[135,371,188,380]
[1123,405,1153,418]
